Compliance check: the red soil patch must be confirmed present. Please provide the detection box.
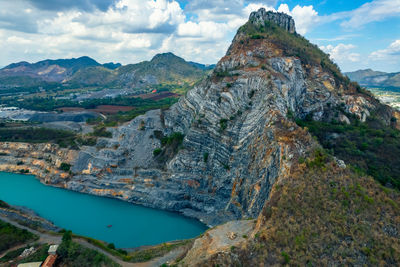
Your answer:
[136,91,179,100]
[58,105,134,115]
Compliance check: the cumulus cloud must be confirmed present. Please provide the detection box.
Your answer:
[1,0,390,69]
[177,21,229,39]
[342,0,400,28]
[277,4,319,35]
[185,0,276,17]
[370,40,400,60]
[320,44,361,63]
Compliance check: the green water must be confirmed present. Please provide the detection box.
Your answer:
[0,172,207,248]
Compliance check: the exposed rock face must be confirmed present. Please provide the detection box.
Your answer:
[30,10,383,227]
[1,10,394,228]
[249,8,296,33]
[182,220,256,265]
[0,142,77,183]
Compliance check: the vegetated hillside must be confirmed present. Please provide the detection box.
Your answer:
[199,152,400,266]
[0,56,102,83]
[297,112,400,190]
[0,53,211,91]
[160,9,400,266]
[116,52,209,89]
[66,66,118,86]
[0,219,38,253]
[346,69,400,89]
[345,69,387,82]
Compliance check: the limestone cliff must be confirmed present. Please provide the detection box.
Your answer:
[1,9,399,265]
[2,8,398,226]
[0,142,77,183]
[45,9,398,227]
[249,8,296,33]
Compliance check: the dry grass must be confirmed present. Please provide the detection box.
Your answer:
[226,155,400,266]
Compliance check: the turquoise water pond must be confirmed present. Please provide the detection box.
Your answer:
[0,172,207,248]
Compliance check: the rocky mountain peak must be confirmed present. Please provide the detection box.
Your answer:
[249,8,296,33]
[47,4,399,234]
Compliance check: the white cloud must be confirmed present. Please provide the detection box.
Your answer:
[370,40,400,60]
[3,0,391,69]
[177,21,229,39]
[277,4,319,35]
[320,43,360,63]
[6,36,32,45]
[340,0,400,28]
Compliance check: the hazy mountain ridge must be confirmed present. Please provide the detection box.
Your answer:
[0,53,211,89]
[346,69,400,89]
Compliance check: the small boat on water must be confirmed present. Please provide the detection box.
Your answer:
[107,225,112,228]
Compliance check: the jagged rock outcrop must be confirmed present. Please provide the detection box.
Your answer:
[249,8,295,33]
[38,9,393,227]
[4,10,398,228]
[1,8,398,266]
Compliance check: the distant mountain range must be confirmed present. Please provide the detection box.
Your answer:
[345,69,400,89]
[0,53,214,90]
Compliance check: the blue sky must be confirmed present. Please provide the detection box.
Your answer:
[0,0,399,72]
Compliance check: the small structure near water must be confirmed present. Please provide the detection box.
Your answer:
[47,245,58,255]
[17,244,59,267]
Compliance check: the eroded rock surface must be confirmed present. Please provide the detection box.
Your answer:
[1,10,397,228]
[182,220,256,266]
[249,8,296,33]
[0,142,77,183]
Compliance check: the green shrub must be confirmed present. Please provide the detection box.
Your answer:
[90,126,112,138]
[153,148,162,157]
[219,119,228,131]
[0,200,10,209]
[223,163,230,170]
[58,230,118,267]
[161,132,184,146]
[203,152,209,162]
[0,220,38,253]
[281,251,290,264]
[0,127,77,147]
[154,132,185,163]
[250,34,265,39]
[59,162,71,172]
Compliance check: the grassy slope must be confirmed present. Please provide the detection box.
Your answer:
[58,231,120,267]
[67,66,117,86]
[117,53,206,87]
[249,155,399,266]
[206,152,400,266]
[0,219,38,253]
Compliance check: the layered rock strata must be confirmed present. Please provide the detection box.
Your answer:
[1,9,397,228]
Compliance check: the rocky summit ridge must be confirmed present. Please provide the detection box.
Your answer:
[249,8,296,33]
[1,9,399,265]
